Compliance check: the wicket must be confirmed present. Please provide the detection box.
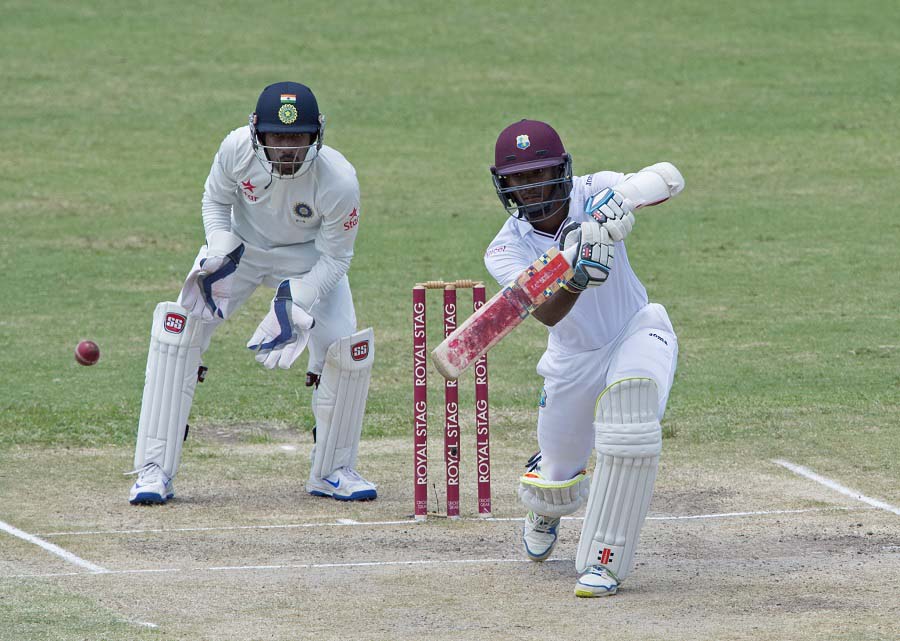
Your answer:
[413,280,491,520]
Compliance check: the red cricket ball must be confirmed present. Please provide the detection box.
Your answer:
[75,340,101,366]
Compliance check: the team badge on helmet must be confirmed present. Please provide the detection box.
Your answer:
[491,120,573,223]
[249,82,326,180]
[278,103,298,124]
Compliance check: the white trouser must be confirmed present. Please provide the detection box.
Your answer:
[535,303,677,481]
[177,242,357,374]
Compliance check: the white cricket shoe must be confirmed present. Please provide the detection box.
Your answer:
[307,467,377,501]
[522,511,560,561]
[575,565,620,597]
[128,463,174,505]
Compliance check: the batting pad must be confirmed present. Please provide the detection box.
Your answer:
[575,378,661,578]
[133,302,207,478]
[311,327,375,478]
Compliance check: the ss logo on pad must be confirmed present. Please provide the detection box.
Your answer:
[165,313,187,334]
[351,341,369,361]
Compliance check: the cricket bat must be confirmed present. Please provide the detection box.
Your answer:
[431,247,574,380]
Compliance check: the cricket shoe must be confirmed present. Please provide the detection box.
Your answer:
[575,565,620,597]
[522,511,560,561]
[307,467,377,501]
[128,463,175,505]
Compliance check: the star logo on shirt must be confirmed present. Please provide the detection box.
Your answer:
[343,207,359,231]
[241,179,256,193]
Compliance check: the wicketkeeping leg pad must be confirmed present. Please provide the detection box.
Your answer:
[311,327,375,479]
[133,302,210,478]
[575,378,661,578]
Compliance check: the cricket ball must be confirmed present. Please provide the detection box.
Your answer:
[75,340,101,366]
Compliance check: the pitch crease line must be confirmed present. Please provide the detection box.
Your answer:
[208,558,547,572]
[39,519,414,537]
[7,557,562,579]
[0,518,107,573]
[36,506,869,539]
[130,621,159,629]
[773,459,900,516]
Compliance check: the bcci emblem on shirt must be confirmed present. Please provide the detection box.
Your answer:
[293,202,314,222]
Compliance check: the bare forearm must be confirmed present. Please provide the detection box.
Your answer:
[532,288,579,326]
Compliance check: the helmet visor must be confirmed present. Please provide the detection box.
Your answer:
[491,157,573,223]
[256,139,317,177]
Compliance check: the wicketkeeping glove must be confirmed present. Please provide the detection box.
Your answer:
[560,221,615,291]
[246,280,316,370]
[180,230,245,320]
[584,188,635,242]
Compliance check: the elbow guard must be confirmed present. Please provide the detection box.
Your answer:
[614,162,685,209]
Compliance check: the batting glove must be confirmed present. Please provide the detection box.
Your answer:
[560,221,614,291]
[585,188,635,242]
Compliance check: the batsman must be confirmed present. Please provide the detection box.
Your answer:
[127,82,377,505]
[483,120,685,596]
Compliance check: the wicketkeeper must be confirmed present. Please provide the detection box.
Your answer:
[128,82,377,505]
[484,119,685,596]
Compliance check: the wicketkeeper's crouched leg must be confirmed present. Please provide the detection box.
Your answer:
[306,327,377,501]
[129,302,219,504]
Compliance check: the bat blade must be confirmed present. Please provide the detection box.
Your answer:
[431,248,573,380]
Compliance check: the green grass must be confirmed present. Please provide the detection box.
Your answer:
[0,582,163,641]
[1,0,898,493]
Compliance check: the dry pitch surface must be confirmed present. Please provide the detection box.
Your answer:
[1,427,898,641]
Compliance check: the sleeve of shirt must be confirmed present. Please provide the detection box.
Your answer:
[484,237,535,287]
[303,170,361,298]
[581,171,627,199]
[201,135,239,238]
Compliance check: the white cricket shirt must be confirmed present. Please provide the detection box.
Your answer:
[484,172,649,353]
[200,126,361,298]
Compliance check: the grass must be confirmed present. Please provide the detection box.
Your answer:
[0,582,162,641]
[0,0,898,494]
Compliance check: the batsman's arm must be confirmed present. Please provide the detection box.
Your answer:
[432,164,685,379]
[431,248,574,380]
[531,287,579,327]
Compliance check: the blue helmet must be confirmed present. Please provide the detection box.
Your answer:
[249,82,325,179]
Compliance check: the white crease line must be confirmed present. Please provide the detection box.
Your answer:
[36,506,870,539]
[0,518,107,573]
[5,557,560,580]
[208,558,550,571]
[39,519,414,537]
[130,621,159,629]
[647,506,873,520]
[4,568,180,579]
[773,459,900,516]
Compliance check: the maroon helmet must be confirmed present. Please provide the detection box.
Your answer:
[490,120,573,223]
